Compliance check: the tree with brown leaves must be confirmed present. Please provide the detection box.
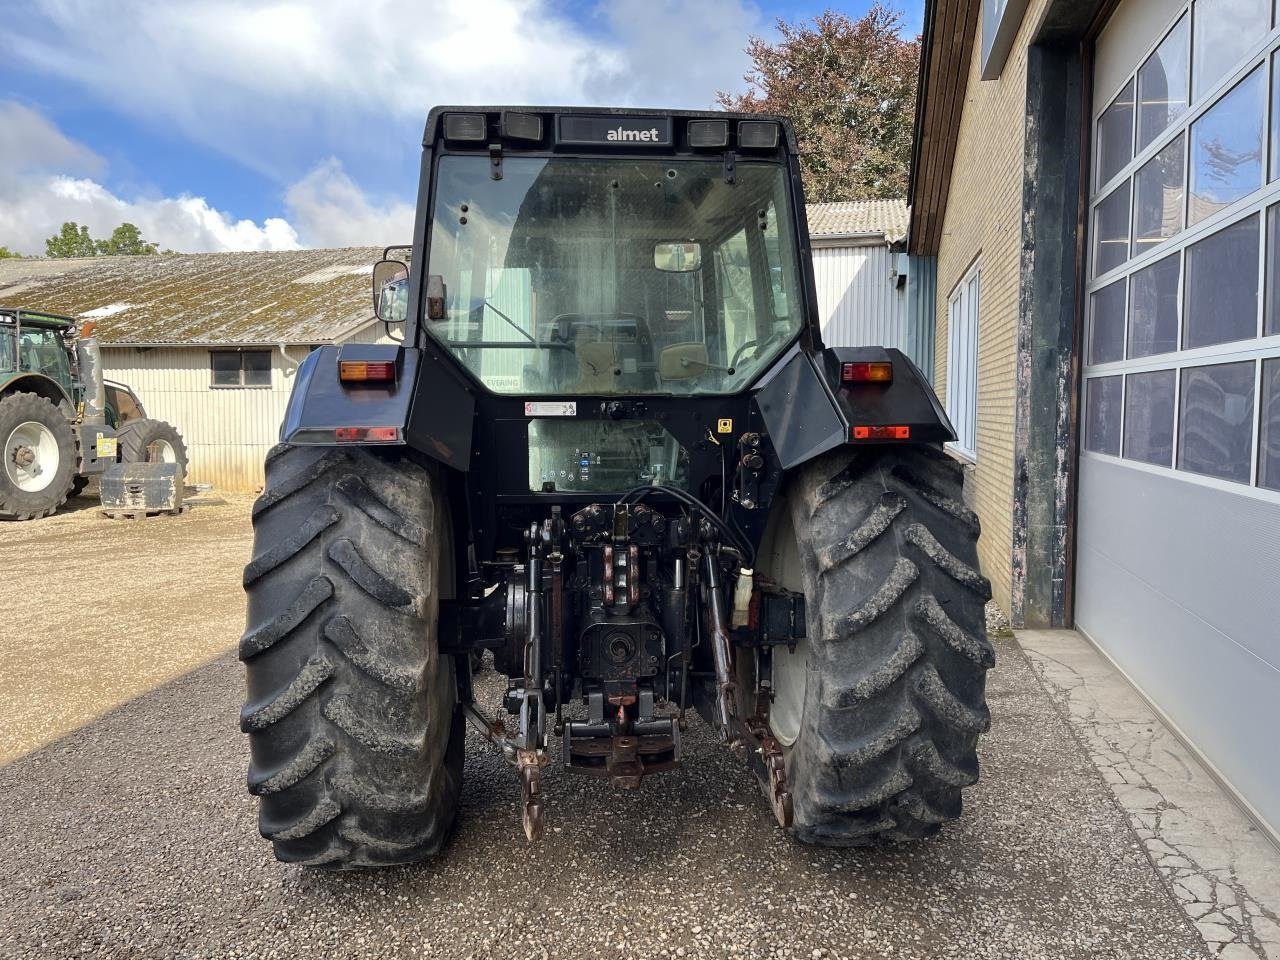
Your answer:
[717,6,919,203]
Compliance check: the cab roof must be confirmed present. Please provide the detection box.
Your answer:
[422,105,799,155]
[0,308,76,330]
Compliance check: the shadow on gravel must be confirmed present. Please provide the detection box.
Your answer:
[52,491,103,517]
[0,640,1210,960]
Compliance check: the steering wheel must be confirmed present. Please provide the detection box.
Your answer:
[730,330,787,370]
[730,339,760,368]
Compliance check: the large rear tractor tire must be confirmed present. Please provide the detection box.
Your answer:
[240,443,464,868]
[116,418,188,479]
[0,391,77,521]
[758,444,994,845]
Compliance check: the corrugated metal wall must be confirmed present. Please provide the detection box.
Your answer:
[101,321,395,492]
[904,255,937,383]
[811,243,906,351]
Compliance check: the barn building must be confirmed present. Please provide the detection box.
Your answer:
[0,248,390,490]
[806,199,922,367]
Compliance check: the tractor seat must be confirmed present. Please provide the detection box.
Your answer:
[571,329,618,392]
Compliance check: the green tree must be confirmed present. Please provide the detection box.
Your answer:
[45,221,161,258]
[0,247,20,259]
[45,221,98,258]
[717,6,920,203]
[95,222,159,256]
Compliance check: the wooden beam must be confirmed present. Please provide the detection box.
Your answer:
[908,0,980,256]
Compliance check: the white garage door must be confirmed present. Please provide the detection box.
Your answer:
[1078,0,1280,838]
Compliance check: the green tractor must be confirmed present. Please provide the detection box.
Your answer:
[0,308,188,520]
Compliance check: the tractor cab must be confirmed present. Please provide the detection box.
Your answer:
[0,309,78,405]
[415,148,804,399]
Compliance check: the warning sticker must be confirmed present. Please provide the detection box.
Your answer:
[96,435,118,458]
[716,418,733,434]
[525,401,577,417]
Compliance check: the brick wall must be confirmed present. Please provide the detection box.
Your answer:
[933,0,1049,616]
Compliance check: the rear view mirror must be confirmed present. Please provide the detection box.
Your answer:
[373,259,408,323]
[658,342,709,380]
[654,242,702,273]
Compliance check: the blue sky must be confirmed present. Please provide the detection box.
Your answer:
[0,0,921,254]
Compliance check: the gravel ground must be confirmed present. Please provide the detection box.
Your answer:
[0,496,1208,959]
[0,489,257,765]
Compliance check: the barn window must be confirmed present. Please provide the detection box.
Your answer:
[210,350,272,388]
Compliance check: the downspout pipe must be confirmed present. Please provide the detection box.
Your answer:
[75,336,107,425]
[277,342,299,373]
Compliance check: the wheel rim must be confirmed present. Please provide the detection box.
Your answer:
[765,497,808,748]
[147,439,177,464]
[770,635,808,747]
[5,420,59,493]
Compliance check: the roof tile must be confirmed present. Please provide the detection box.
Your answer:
[806,199,909,243]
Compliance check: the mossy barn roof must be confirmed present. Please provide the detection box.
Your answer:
[0,247,383,346]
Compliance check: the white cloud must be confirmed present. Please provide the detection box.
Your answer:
[0,101,104,179]
[0,101,408,254]
[44,175,301,251]
[283,159,414,248]
[5,0,763,179]
[0,0,771,253]
[585,0,764,105]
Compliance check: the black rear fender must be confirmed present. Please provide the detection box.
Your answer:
[754,346,956,470]
[279,343,474,471]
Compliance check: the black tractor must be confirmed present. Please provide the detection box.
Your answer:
[0,309,188,520]
[240,108,993,868]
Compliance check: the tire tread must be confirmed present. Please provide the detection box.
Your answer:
[0,391,77,521]
[239,443,461,868]
[773,445,993,845]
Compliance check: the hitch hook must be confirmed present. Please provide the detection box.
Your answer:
[518,749,548,841]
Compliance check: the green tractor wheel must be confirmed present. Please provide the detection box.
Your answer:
[0,392,77,521]
[116,418,189,479]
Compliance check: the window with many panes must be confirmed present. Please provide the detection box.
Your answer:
[210,350,272,388]
[1084,0,1280,495]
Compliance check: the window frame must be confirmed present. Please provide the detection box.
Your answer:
[209,349,273,389]
[980,0,1031,81]
[1083,0,1280,504]
[945,259,981,462]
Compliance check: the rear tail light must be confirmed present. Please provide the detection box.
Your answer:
[334,426,400,442]
[852,425,910,440]
[841,361,893,384]
[339,360,396,383]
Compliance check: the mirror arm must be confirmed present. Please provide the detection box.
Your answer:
[683,356,734,374]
